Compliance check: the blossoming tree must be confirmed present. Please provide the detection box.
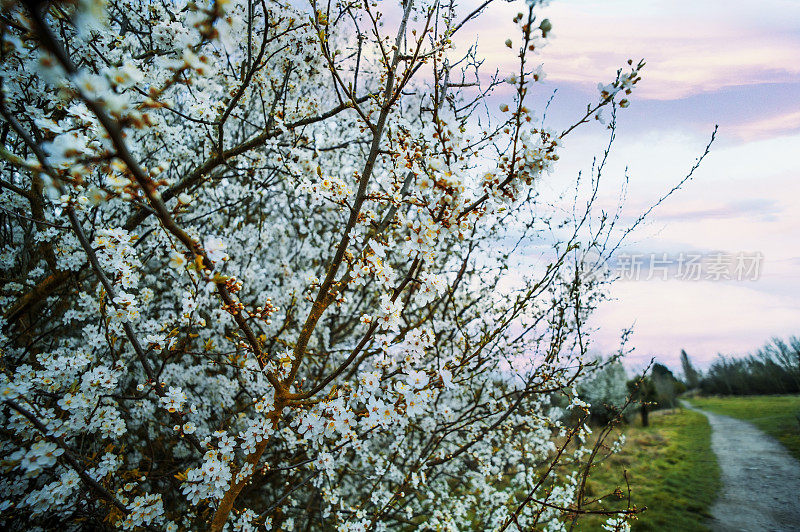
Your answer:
[0,0,650,529]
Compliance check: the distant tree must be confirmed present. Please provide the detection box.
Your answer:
[700,336,800,396]
[577,358,628,425]
[651,363,683,408]
[680,349,701,389]
[627,363,684,426]
[760,337,800,391]
[627,377,655,427]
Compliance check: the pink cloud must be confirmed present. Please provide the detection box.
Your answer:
[453,0,800,100]
[731,110,800,141]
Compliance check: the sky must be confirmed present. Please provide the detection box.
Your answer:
[455,0,800,371]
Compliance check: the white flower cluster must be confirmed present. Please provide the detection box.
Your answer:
[8,441,64,478]
[181,444,233,505]
[122,493,165,530]
[159,386,188,413]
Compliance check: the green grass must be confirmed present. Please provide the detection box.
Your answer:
[575,408,720,531]
[688,395,800,461]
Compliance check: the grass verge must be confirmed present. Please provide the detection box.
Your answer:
[688,395,800,461]
[575,408,720,531]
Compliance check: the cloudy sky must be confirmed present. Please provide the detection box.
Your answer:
[457,0,800,371]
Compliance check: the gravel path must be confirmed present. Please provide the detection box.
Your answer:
[682,401,800,531]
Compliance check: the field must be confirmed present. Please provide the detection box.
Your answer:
[688,395,800,461]
[575,408,720,531]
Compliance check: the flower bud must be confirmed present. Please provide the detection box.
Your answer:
[539,19,552,37]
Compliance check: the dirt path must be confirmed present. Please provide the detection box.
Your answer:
[682,401,800,531]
